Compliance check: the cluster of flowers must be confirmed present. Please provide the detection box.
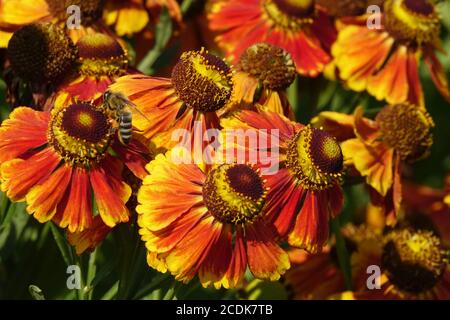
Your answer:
[0,0,449,299]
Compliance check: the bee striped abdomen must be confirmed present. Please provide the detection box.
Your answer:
[118,112,132,145]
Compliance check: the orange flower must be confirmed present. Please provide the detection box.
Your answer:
[54,32,132,104]
[222,110,344,253]
[208,0,336,77]
[0,0,107,47]
[349,227,450,300]
[110,48,234,149]
[103,0,182,37]
[230,42,296,119]
[137,153,290,288]
[403,178,450,247]
[331,0,450,106]
[284,205,385,300]
[312,104,434,224]
[286,204,450,300]
[0,103,149,233]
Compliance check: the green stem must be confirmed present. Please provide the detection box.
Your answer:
[86,249,97,300]
[331,219,352,290]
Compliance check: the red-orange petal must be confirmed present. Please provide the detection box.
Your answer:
[424,48,450,103]
[26,164,72,223]
[54,167,94,233]
[0,147,61,201]
[66,216,111,255]
[287,191,331,253]
[0,107,49,163]
[246,221,290,281]
[90,156,131,227]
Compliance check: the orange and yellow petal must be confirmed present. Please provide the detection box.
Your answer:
[259,90,294,119]
[342,139,394,197]
[424,48,450,103]
[0,147,61,201]
[310,111,356,142]
[0,0,49,36]
[213,228,248,289]
[139,206,208,254]
[25,165,72,223]
[246,221,290,281]
[54,168,94,233]
[367,46,423,106]
[232,71,259,104]
[164,216,222,283]
[353,107,381,144]
[67,216,111,255]
[90,156,131,227]
[0,107,49,163]
[198,225,233,288]
[104,2,149,37]
[265,168,304,238]
[137,153,204,231]
[288,190,334,253]
[268,29,330,77]
[110,75,184,141]
[333,26,394,92]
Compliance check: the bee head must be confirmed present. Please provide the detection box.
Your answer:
[103,90,111,102]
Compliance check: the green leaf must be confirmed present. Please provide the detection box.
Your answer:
[101,281,119,300]
[138,8,173,74]
[49,222,73,267]
[331,219,352,290]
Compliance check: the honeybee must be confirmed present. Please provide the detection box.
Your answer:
[102,90,149,145]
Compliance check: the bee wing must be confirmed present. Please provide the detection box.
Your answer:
[126,100,151,123]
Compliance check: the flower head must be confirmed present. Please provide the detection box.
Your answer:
[331,0,450,105]
[137,154,290,288]
[208,0,336,77]
[231,43,296,118]
[111,48,234,149]
[7,23,78,84]
[222,110,344,252]
[0,0,107,46]
[312,104,434,224]
[0,103,149,232]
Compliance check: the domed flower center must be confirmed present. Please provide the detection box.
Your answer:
[7,23,77,84]
[263,0,315,30]
[49,103,114,167]
[384,0,441,45]
[382,228,448,295]
[286,126,343,191]
[237,43,296,90]
[202,164,267,225]
[171,48,233,113]
[77,33,128,77]
[45,0,104,24]
[376,104,434,162]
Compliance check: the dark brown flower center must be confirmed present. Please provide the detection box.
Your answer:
[77,33,128,77]
[7,23,77,84]
[203,164,267,225]
[171,49,233,113]
[376,104,434,162]
[382,228,448,295]
[384,0,441,45]
[49,103,114,167]
[237,43,296,90]
[285,126,343,190]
